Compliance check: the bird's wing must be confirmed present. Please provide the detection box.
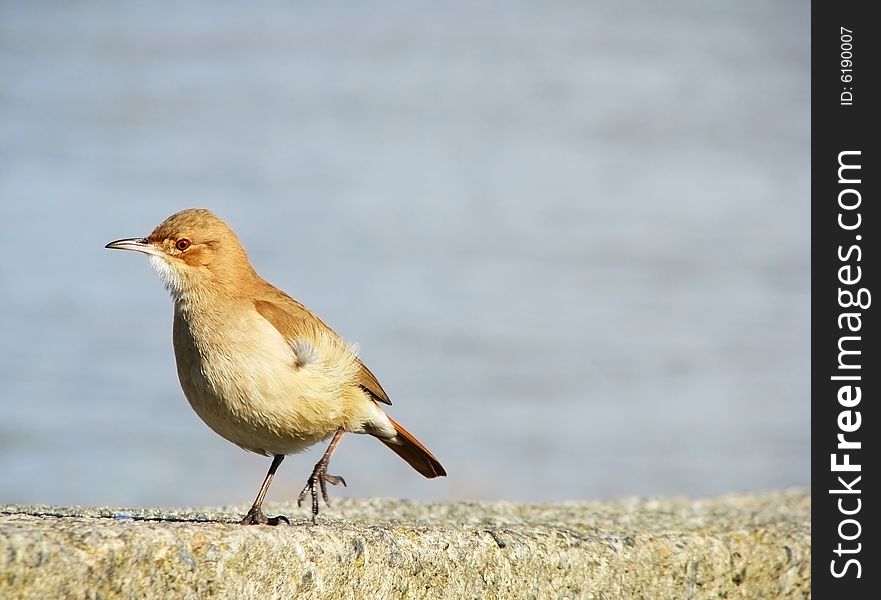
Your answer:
[355,360,392,405]
[254,294,392,405]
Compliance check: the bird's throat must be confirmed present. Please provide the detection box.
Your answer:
[148,255,186,301]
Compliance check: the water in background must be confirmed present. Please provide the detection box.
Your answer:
[0,1,809,508]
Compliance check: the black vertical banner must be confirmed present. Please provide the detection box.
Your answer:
[812,1,879,597]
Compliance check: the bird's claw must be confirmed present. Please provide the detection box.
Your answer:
[240,507,290,526]
[297,462,346,523]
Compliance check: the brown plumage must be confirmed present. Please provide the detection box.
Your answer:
[106,208,445,524]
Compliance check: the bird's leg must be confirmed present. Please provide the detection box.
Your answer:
[298,428,347,523]
[241,454,290,525]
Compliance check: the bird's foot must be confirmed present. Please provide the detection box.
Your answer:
[240,507,290,526]
[297,460,347,524]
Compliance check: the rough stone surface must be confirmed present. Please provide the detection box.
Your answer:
[1,489,809,599]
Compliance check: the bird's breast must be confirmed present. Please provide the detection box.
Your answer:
[170,305,367,455]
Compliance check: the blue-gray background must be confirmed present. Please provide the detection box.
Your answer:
[0,1,809,508]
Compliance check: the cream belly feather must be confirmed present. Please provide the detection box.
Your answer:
[172,302,393,456]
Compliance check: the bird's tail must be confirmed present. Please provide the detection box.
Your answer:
[379,416,447,478]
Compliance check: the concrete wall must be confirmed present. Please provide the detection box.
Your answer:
[1,489,810,599]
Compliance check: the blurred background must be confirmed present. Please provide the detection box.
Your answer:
[0,1,809,508]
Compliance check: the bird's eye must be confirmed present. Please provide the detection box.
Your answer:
[175,238,191,251]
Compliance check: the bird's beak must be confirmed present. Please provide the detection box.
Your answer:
[105,237,161,256]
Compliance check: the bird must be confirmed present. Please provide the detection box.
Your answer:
[105,208,446,524]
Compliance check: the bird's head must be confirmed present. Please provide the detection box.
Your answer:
[106,208,254,300]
